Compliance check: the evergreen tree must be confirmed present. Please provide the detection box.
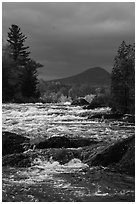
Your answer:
[111,41,135,113]
[2,44,13,101]
[7,24,30,66]
[2,43,19,101]
[21,60,43,98]
[3,24,43,102]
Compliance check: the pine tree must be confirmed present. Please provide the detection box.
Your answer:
[4,24,43,101]
[2,44,14,101]
[7,24,30,66]
[21,60,43,98]
[111,41,135,114]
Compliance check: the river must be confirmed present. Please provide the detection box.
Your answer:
[2,103,135,202]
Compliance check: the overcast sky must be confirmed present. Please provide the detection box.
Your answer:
[2,2,135,80]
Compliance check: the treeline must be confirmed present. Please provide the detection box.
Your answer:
[111,41,135,114]
[38,80,109,103]
[2,24,43,102]
[85,41,135,114]
[38,41,135,114]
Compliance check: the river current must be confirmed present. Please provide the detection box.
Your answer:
[2,103,135,202]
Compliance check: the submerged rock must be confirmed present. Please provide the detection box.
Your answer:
[71,98,89,106]
[88,112,124,120]
[35,136,98,149]
[2,131,30,156]
[42,148,81,165]
[88,112,135,124]
[122,114,135,124]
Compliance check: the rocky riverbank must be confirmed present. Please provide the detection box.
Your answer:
[2,131,135,176]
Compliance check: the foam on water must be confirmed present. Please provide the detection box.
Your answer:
[31,157,88,175]
[5,158,88,186]
[2,103,134,141]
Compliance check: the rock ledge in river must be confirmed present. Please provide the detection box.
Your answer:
[2,153,31,167]
[35,136,98,149]
[86,135,135,176]
[71,98,89,106]
[2,131,30,156]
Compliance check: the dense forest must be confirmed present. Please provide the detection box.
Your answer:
[2,24,43,102]
[2,24,135,114]
[111,41,135,114]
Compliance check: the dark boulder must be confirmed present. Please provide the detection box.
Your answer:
[35,136,98,149]
[36,136,71,149]
[71,98,89,106]
[2,153,31,167]
[2,131,30,156]
[116,136,135,176]
[84,101,103,110]
[88,113,124,120]
[84,95,109,109]
[86,135,135,175]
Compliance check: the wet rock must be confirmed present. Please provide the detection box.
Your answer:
[122,114,135,124]
[2,153,31,167]
[36,136,70,149]
[84,95,111,109]
[71,98,89,106]
[87,112,135,124]
[84,101,104,109]
[87,135,135,174]
[42,148,81,165]
[116,136,135,176]
[35,136,98,149]
[88,113,124,120]
[2,131,30,156]
[2,135,135,176]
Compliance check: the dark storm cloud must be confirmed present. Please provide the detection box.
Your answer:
[2,2,135,80]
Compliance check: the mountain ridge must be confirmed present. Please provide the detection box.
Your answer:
[50,67,111,86]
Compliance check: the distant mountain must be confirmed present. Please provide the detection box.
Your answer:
[52,67,111,86]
